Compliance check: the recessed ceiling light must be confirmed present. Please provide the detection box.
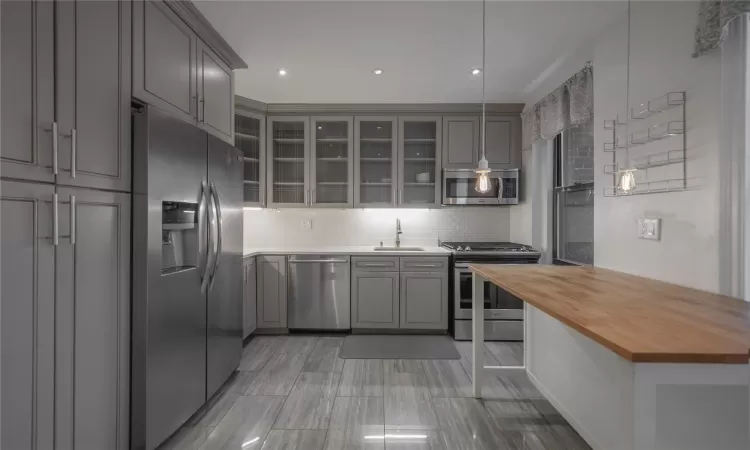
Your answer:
[277,68,288,76]
[317,126,323,130]
[373,68,384,75]
[471,68,482,76]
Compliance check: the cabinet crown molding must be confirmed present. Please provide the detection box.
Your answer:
[164,0,247,69]
[234,96,524,116]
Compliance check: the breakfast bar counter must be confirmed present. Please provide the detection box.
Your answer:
[469,264,750,450]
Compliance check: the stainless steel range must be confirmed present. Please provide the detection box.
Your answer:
[441,241,541,341]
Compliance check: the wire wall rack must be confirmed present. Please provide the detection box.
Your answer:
[602,91,687,197]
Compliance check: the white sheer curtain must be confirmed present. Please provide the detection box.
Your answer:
[718,13,750,299]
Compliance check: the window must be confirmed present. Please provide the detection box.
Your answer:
[553,122,594,265]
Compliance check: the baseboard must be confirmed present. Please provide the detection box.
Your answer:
[526,370,605,450]
[351,328,447,335]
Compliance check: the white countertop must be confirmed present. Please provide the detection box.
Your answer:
[243,246,451,258]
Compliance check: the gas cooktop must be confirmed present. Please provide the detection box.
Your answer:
[441,241,541,261]
[441,241,535,252]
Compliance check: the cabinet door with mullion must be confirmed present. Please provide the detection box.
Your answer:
[235,111,265,206]
[398,117,442,208]
[56,0,132,192]
[354,116,398,208]
[0,0,56,183]
[266,116,310,208]
[1,181,56,450]
[311,116,353,208]
[55,187,130,450]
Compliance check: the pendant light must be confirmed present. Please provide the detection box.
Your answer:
[616,2,636,195]
[475,0,496,194]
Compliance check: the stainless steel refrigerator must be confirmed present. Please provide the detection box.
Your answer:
[131,105,243,450]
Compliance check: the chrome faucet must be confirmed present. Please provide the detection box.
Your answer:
[396,219,402,248]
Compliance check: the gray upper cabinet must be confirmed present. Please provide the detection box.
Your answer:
[244,258,257,338]
[442,116,479,169]
[398,117,442,208]
[351,270,400,329]
[54,187,130,450]
[133,0,197,124]
[0,0,55,184]
[56,0,131,192]
[197,40,234,143]
[484,116,521,169]
[257,255,288,328]
[1,181,56,450]
[235,111,265,206]
[399,271,448,330]
[354,116,398,208]
[267,117,310,208]
[311,116,354,207]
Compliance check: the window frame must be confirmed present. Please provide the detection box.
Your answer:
[552,127,595,266]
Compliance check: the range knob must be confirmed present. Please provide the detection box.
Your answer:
[464,246,472,251]
[456,246,464,251]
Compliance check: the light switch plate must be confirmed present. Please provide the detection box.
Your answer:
[301,219,312,230]
[637,217,661,241]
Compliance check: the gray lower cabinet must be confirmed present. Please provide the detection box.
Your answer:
[1,181,56,450]
[442,116,479,169]
[197,40,234,143]
[54,186,130,450]
[244,257,257,337]
[0,0,56,184]
[257,255,288,328]
[351,271,400,329]
[400,272,449,330]
[1,182,130,450]
[56,0,132,192]
[133,0,198,124]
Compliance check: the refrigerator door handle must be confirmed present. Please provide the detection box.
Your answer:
[208,181,223,292]
[198,181,211,294]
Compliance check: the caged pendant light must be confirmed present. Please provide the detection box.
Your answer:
[475,0,496,194]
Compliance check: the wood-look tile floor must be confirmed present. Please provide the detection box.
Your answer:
[158,336,590,450]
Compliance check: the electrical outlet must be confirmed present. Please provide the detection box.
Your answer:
[301,219,312,230]
[637,217,661,241]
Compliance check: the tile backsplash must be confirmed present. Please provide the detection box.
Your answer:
[244,207,511,253]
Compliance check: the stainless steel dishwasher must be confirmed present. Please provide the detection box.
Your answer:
[288,255,351,330]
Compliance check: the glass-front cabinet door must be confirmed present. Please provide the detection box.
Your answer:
[354,117,398,207]
[266,116,310,207]
[398,117,442,207]
[235,112,265,206]
[311,117,353,207]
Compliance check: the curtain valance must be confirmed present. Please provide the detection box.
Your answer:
[521,65,593,151]
[694,0,750,58]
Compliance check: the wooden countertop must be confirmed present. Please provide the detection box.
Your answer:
[469,264,750,364]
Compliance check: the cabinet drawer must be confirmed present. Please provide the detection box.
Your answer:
[399,257,448,272]
[352,256,399,271]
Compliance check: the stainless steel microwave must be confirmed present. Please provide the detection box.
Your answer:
[442,168,519,205]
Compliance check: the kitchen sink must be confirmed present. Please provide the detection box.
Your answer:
[374,247,425,252]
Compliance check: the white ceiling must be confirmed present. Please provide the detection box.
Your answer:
[195,1,626,104]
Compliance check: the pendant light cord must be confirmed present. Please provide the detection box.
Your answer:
[481,0,486,162]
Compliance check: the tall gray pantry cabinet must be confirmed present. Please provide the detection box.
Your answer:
[1,1,132,449]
